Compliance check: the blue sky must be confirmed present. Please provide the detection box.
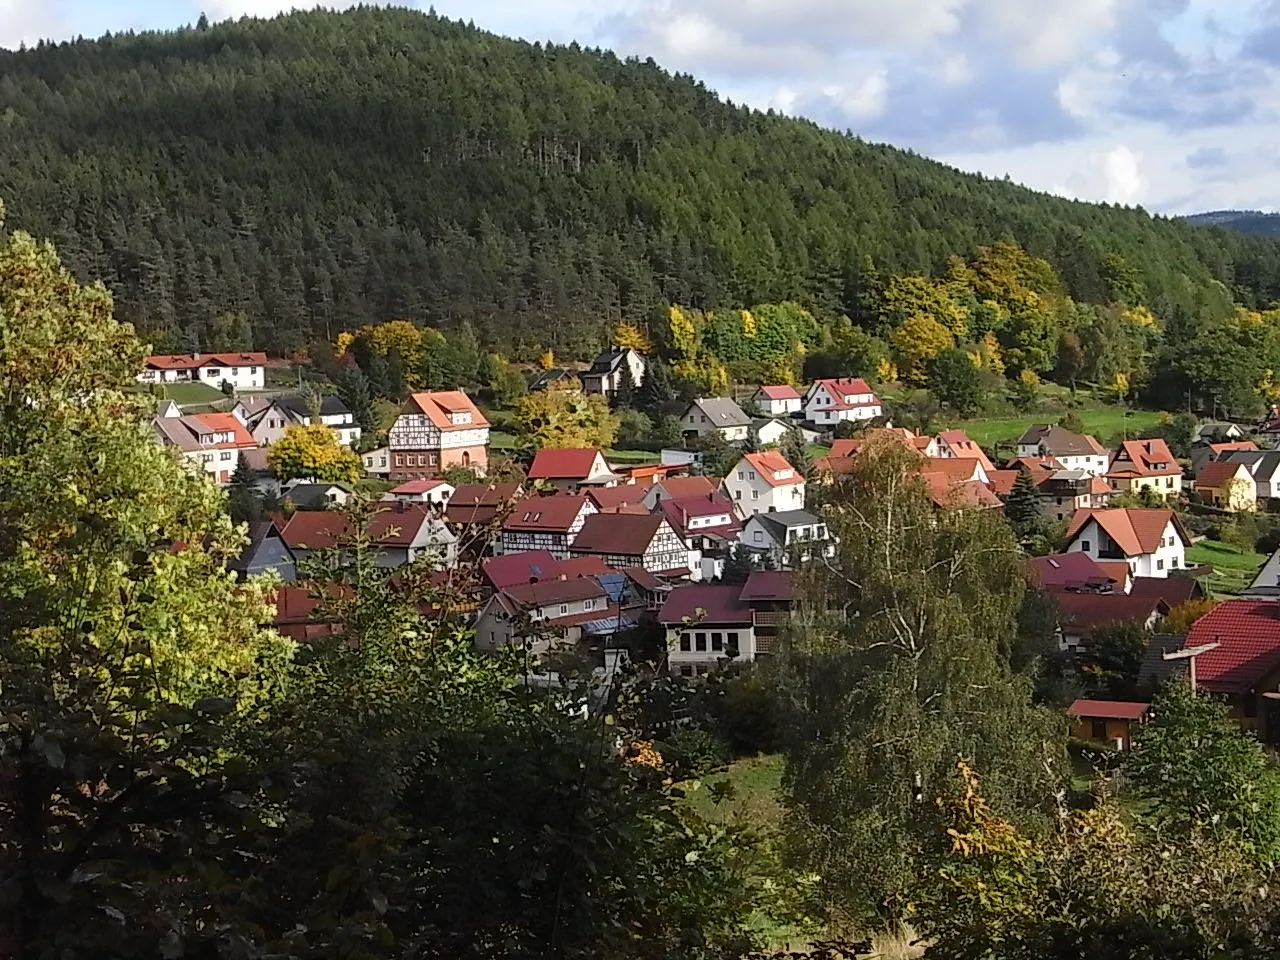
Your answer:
[5,0,1280,214]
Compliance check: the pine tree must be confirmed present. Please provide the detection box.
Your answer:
[1004,467,1043,532]
[636,359,675,416]
[228,456,264,524]
[613,361,637,410]
[335,366,377,435]
[780,429,813,479]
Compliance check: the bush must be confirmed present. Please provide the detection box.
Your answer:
[706,668,782,756]
[661,726,730,780]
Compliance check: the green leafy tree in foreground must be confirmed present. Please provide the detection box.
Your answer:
[777,444,1066,925]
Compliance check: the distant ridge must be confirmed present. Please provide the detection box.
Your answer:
[1184,210,1280,237]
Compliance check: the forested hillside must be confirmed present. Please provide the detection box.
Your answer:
[1186,211,1280,238]
[2,6,1279,356]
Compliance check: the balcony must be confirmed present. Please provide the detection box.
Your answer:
[753,610,790,628]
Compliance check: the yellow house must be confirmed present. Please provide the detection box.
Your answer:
[1068,699,1151,750]
[1107,439,1183,498]
[1195,459,1257,511]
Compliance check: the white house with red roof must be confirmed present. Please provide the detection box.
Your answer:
[527,448,620,494]
[803,377,882,426]
[385,478,455,507]
[152,406,258,485]
[1064,508,1190,578]
[722,451,806,518]
[657,492,742,580]
[659,583,757,675]
[387,390,489,480]
[138,352,267,390]
[751,384,803,417]
[934,430,994,473]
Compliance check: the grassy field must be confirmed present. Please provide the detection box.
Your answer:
[683,753,784,829]
[139,381,227,404]
[951,407,1164,448]
[1187,539,1267,596]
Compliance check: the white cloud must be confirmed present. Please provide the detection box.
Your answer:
[1097,144,1144,203]
[0,0,63,49]
[821,68,890,119]
[203,0,357,20]
[975,0,1122,67]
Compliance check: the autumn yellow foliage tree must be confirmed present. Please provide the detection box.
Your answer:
[514,383,619,449]
[612,322,653,355]
[892,313,955,385]
[881,274,970,337]
[268,423,363,484]
[537,349,556,370]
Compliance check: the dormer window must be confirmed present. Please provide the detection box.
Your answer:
[774,469,793,480]
[450,411,472,425]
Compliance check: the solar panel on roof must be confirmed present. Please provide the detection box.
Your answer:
[595,573,627,603]
[582,615,638,636]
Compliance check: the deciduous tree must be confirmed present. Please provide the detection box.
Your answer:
[268,423,363,483]
[513,383,619,449]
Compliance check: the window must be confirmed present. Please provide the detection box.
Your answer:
[231,367,239,375]
[727,632,739,653]
[1157,558,1164,571]
[250,367,258,375]
[1081,540,1091,552]
[737,470,744,480]
[751,490,759,500]
[711,632,723,651]
[584,599,594,610]
[220,452,232,461]
[695,632,707,652]
[206,367,221,378]
[680,664,694,677]
[701,415,708,423]
[394,455,404,467]
[560,604,568,614]
[748,471,756,480]
[734,490,742,501]
[753,531,763,543]
[680,633,691,652]
[1090,719,1107,741]
[379,456,387,467]
[201,453,214,463]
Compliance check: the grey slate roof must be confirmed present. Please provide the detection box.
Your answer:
[1016,424,1108,457]
[587,347,631,376]
[1136,634,1189,697]
[276,393,351,418]
[752,510,825,544]
[687,397,752,428]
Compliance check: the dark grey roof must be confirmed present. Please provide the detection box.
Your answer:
[1136,634,1189,697]
[1016,424,1107,457]
[687,397,752,428]
[587,348,631,376]
[752,510,825,544]
[276,393,351,418]
[1222,450,1280,480]
[528,368,576,391]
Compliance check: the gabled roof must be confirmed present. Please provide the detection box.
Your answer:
[445,483,522,527]
[1054,592,1169,633]
[1016,424,1108,457]
[482,550,563,589]
[1065,508,1189,557]
[935,430,994,472]
[652,476,719,499]
[280,504,452,550]
[986,469,1021,497]
[828,428,929,460]
[391,478,452,495]
[686,397,752,428]
[1195,459,1253,489]
[145,351,267,370]
[586,347,636,376]
[402,390,489,431]
[924,476,1004,510]
[1110,438,1180,478]
[1209,440,1258,456]
[658,494,741,541]
[740,571,794,602]
[1186,599,1280,694]
[755,384,802,401]
[584,485,650,511]
[922,457,985,483]
[501,577,609,608]
[528,368,577,391]
[571,513,667,555]
[810,377,880,410]
[528,448,607,480]
[228,521,294,576]
[1024,553,1119,592]
[742,451,804,487]
[153,411,257,451]
[1067,699,1150,721]
[275,393,352,419]
[1222,450,1280,482]
[502,495,593,532]
[1128,576,1205,605]
[658,584,753,625]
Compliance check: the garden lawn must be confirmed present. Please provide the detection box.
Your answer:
[951,406,1164,448]
[682,753,783,830]
[1186,540,1267,597]
[143,381,227,404]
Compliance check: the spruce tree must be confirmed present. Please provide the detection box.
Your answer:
[613,361,637,410]
[1004,467,1043,533]
[780,429,813,479]
[335,366,377,436]
[636,360,674,417]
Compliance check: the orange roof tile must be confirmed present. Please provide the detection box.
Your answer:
[404,390,489,431]
[1065,508,1188,557]
[743,451,804,487]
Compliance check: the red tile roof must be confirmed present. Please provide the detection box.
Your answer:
[1065,508,1188,557]
[756,384,802,401]
[658,495,742,540]
[922,457,985,483]
[987,469,1021,496]
[1209,440,1258,456]
[403,390,489,431]
[828,428,925,460]
[1054,592,1168,633]
[740,571,794,602]
[653,476,719,499]
[1195,459,1252,489]
[1110,439,1181,478]
[555,556,612,578]
[1067,699,1150,720]
[482,550,563,589]
[502,495,592,532]
[145,352,267,370]
[658,584,753,625]
[584,485,650,511]
[501,577,608,607]
[1185,599,1280,694]
[935,430,994,472]
[1024,553,1119,592]
[528,448,605,480]
[924,476,1003,510]
[570,513,667,555]
[813,377,881,410]
[280,504,440,550]
[743,451,804,487]
[1128,576,1205,606]
[390,478,451,494]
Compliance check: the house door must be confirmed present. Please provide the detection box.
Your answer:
[462,451,471,467]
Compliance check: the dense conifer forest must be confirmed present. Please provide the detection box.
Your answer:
[1,6,1278,356]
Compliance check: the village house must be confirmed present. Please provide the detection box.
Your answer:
[233,393,362,448]
[583,485,650,513]
[722,451,806,517]
[1183,600,1280,743]
[444,482,524,542]
[1195,421,1246,443]
[751,384,804,417]
[657,493,742,581]
[1067,699,1151,751]
[279,502,458,570]
[527,448,620,493]
[481,550,564,591]
[680,397,753,443]
[739,571,794,658]
[741,509,835,568]
[280,481,353,509]
[362,446,390,477]
[1035,469,1113,522]
[496,495,598,560]
[528,368,578,392]
[387,390,489,481]
[152,407,258,485]
[385,478,455,507]
[580,347,646,398]
[1015,424,1111,476]
[1107,438,1183,497]
[1195,459,1257,511]
[473,576,611,655]
[1063,507,1191,578]
[1054,592,1170,653]
[803,377,883,425]
[641,475,720,509]
[751,418,819,449]
[1024,553,1123,595]
[1217,450,1280,501]
[228,520,297,582]
[1247,546,1280,598]
[137,351,267,391]
[1191,439,1259,476]
[660,583,756,676]
[569,513,689,576]
[933,429,995,472]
